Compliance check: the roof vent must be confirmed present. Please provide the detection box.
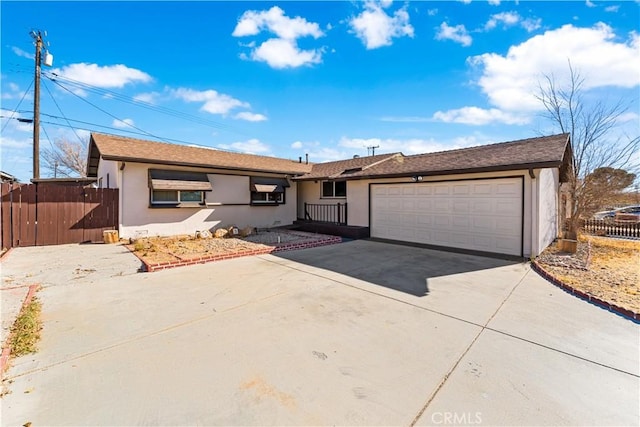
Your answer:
[353,155,360,159]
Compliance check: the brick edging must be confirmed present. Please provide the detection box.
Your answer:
[531,261,639,322]
[1,284,40,377]
[128,236,343,272]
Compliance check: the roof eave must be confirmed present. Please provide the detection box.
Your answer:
[98,155,310,176]
[296,161,564,181]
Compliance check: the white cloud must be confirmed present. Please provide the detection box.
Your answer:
[432,107,529,125]
[133,91,160,104]
[249,38,323,69]
[469,23,640,112]
[435,22,472,47]
[484,12,541,33]
[339,137,466,155]
[233,6,325,69]
[427,9,438,16]
[349,1,414,49]
[291,141,304,149]
[234,111,267,122]
[485,12,521,30]
[171,87,248,115]
[617,112,640,123]
[233,6,323,39]
[605,5,620,12]
[521,18,542,32]
[432,23,640,126]
[11,46,34,60]
[0,109,32,133]
[585,0,596,7]
[488,0,501,5]
[112,118,135,129]
[51,63,152,91]
[218,139,271,154]
[1,82,23,100]
[0,136,31,151]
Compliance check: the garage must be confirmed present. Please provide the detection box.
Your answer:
[370,177,523,256]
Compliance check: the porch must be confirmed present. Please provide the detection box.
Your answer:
[294,202,369,239]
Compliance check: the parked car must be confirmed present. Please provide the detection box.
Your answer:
[593,205,640,221]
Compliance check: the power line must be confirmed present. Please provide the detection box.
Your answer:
[0,114,242,151]
[44,73,248,135]
[42,79,85,144]
[49,78,170,142]
[0,78,34,133]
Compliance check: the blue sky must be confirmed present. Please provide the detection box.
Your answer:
[1,0,639,182]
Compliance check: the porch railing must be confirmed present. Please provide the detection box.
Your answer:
[303,202,347,225]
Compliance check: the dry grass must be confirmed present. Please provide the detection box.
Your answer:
[540,236,639,313]
[9,297,42,357]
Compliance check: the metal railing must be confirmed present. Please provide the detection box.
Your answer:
[303,202,347,225]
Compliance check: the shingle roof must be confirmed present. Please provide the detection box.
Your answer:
[295,133,571,181]
[87,133,313,177]
[297,152,402,180]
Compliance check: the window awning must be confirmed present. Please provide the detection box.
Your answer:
[250,177,290,193]
[149,169,212,191]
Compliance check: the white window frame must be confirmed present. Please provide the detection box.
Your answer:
[251,191,285,204]
[151,190,204,205]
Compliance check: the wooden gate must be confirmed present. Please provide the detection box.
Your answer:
[0,183,119,249]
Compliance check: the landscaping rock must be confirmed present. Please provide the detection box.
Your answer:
[240,227,253,237]
[214,229,228,239]
[196,230,212,239]
[227,226,240,237]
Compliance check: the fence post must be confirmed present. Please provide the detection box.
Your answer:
[304,202,310,221]
[344,203,348,226]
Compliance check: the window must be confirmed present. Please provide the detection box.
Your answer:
[151,190,204,204]
[321,180,347,198]
[251,191,284,204]
[148,169,212,207]
[250,177,289,205]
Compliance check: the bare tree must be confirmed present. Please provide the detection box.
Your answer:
[41,136,88,178]
[536,63,640,235]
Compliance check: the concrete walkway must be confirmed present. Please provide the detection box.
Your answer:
[0,240,638,426]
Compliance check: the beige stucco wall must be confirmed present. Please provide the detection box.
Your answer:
[97,159,297,239]
[295,169,563,257]
[96,157,119,189]
[536,168,560,255]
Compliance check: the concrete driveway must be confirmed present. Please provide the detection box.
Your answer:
[1,240,638,426]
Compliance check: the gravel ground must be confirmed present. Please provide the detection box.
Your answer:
[127,230,333,264]
[536,237,639,314]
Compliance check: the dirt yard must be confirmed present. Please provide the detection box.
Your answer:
[125,229,338,266]
[536,236,639,314]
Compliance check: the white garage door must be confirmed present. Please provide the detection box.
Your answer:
[371,178,523,256]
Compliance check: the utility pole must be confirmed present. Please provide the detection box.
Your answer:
[30,30,53,180]
[32,30,43,179]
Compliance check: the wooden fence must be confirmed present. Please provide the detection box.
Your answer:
[1,183,119,249]
[582,219,640,239]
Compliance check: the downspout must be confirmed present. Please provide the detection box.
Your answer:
[529,168,538,257]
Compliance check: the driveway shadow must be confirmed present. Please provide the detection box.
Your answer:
[272,239,521,297]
